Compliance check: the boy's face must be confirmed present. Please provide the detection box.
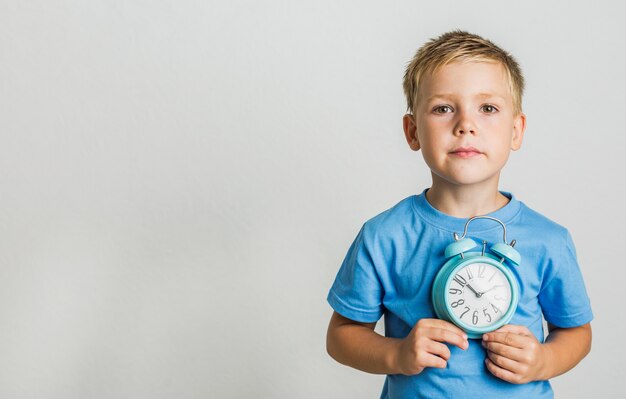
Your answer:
[403,61,526,187]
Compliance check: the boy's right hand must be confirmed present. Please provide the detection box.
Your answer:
[395,318,469,375]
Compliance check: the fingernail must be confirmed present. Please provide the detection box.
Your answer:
[483,334,489,341]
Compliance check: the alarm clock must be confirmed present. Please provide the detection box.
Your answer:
[431,216,521,339]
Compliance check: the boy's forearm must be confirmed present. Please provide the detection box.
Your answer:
[540,323,592,380]
[327,321,402,375]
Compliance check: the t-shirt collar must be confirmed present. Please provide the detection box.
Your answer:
[413,188,522,234]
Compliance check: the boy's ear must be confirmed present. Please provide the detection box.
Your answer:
[403,114,421,151]
[511,112,526,151]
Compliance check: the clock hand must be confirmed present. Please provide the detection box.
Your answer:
[466,284,482,298]
[479,284,504,296]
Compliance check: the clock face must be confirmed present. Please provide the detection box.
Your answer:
[445,262,512,328]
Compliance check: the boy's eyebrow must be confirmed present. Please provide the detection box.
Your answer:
[426,93,507,102]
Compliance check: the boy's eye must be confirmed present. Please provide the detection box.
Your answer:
[481,104,498,113]
[433,105,453,114]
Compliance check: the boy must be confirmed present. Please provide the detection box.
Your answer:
[326,30,593,398]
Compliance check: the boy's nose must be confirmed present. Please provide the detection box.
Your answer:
[456,126,475,135]
[454,114,476,135]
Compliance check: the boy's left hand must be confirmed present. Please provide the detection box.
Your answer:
[482,324,549,384]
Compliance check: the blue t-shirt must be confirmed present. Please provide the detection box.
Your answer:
[327,189,593,399]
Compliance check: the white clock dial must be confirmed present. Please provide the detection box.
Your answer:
[446,262,512,328]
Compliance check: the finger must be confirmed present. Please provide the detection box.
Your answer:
[482,331,526,349]
[486,349,522,374]
[485,358,522,384]
[493,324,532,336]
[426,327,469,350]
[482,341,525,362]
[418,318,468,338]
[417,351,448,369]
[424,340,452,362]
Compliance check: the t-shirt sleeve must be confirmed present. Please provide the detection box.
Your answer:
[538,229,593,328]
[327,224,384,323]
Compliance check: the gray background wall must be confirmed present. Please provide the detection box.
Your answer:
[1,0,624,397]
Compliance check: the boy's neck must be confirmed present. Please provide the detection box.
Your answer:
[425,176,510,218]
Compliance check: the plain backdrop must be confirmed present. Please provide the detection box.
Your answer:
[1,0,624,397]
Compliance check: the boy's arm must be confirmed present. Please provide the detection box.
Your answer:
[482,322,592,384]
[326,311,468,376]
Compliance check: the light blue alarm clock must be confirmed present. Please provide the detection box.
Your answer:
[431,216,521,339]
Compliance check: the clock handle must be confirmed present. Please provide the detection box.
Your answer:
[453,215,513,245]
[452,216,521,266]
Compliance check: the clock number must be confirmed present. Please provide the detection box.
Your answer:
[451,299,465,308]
[483,308,492,323]
[477,264,486,278]
[488,271,497,282]
[466,267,473,280]
[472,310,479,325]
[491,303,500,314]
[460,306,470,319]
[494,294,505,301]
[453,274,467,287]
[448,288,462,295]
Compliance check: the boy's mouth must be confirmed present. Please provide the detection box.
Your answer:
[450,146,482,158]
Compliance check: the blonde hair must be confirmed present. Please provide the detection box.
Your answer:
[403,30,525,115]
